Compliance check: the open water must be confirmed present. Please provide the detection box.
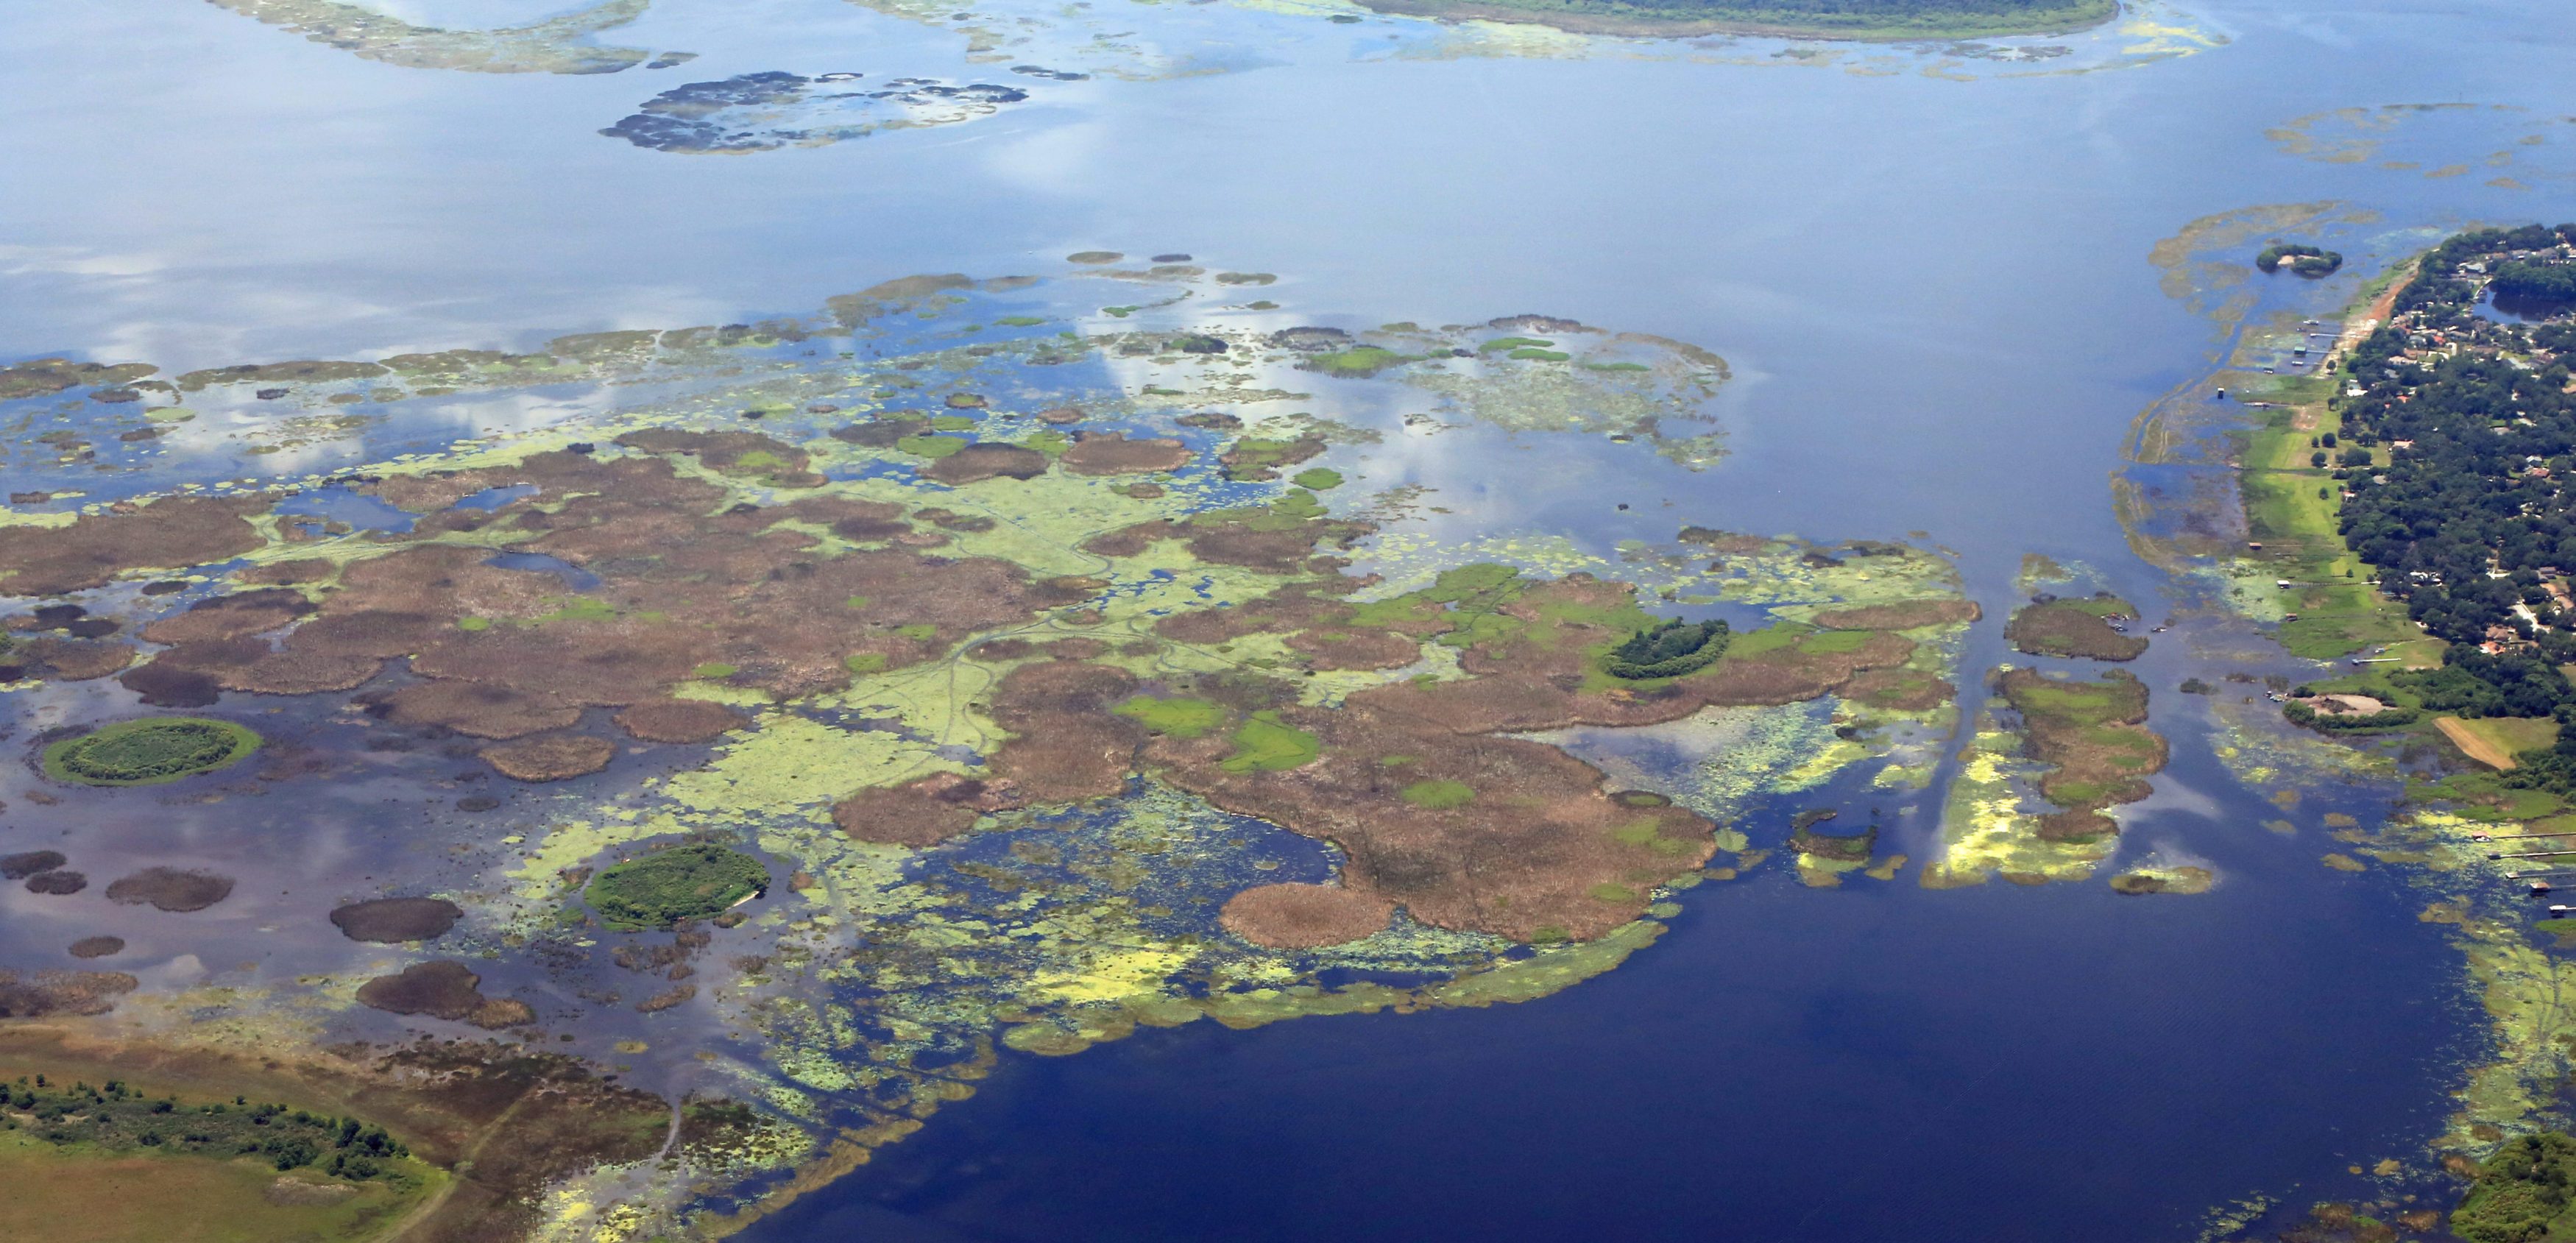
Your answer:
[7,0,2576,1238]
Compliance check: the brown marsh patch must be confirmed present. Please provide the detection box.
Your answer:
[1219,883,1393,948]
[104,868,235,912]
[481,734,615,782]
[0,495,269,595]
[329,897,464,943]
[614,698,749,743]
[1061,432,1192,475]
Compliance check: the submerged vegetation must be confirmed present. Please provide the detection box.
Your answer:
[40,718,261,785]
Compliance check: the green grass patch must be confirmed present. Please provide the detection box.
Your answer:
[896,433,971,458]
[1291,467,1343,490]
[1582,361,1650,372]
[1588,883,1639,904]
[996,316,1047,327]
[1795,628,1875,654]
[1398,779,1476,809]
[843,652,887,674]
[691,662,737,679]
[1113,695,1225,738]
[896,623,937,641]
[1306,347,1420,377]
[1507,348,1572,362]
[929,414,980,431]
[43,718,261,787]
[1220,711,1320,773]
[584,843,768,931]
[456,615,491,631]
[1376,754,1417,766]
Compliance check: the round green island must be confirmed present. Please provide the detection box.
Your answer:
[584,843,771,931]
[42,717,263,786]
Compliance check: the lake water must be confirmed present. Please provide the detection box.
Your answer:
[6,0,2575,1237]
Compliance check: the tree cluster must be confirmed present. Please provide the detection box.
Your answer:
[2329,226,2576,646]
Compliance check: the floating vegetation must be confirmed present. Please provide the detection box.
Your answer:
[40,718,261,786]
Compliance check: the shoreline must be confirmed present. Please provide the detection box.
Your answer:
[1351,0,2123,43]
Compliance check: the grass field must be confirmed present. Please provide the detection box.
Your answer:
[2436,716,2561,771]
[0,1132,429,1243]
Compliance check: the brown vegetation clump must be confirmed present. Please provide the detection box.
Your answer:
[1,851,68,879]
[1811,598,1980,630]
[984,662,1146,804]
[116,660,222,707]
[356,960,491,1020]
[5,636,137,681]
[0,495,269,595]
[139,588,316,645]
[1036,406,1084,425]
[229,649,384,695]
[105,868,236,912]
[481,734,615,782]
[634,985,697,1013]
[1149,699,1714,942]
[615,698,749,743]
[832,771,1023,846]
[1061,431,1193,476]
[1220,883,1393,948]
[1998,667,2167,844]
[330,897,464,943]
[0,357,157,400]
[2004,598,2147,660]
[238,558,336,585]
[367,681,581,740]
[1284,627,1423,670]
[66,936,124,959]
[613,428,823,486]
[24,871,87,896]
[0,969,138,1017]
[922,442,1050,485]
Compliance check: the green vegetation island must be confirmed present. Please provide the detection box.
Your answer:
[40,718,261,786]
[1351,0,2118,40]
[2257,242,2344,277]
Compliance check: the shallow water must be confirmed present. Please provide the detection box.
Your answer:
[6,0,2576,1236]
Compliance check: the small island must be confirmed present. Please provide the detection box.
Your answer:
[40,717,261,786]
[1604,617,1730,679]
[2256,243,2345,277]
